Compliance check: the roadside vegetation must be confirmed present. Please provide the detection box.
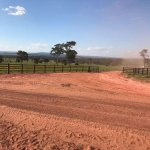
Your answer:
[123,73,150,83]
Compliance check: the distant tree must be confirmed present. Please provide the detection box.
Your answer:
[88,58,92,64]
[38,59,43,63]
[33,57,40,64]
[50,44,64,65]
[66,50,78,65]
[16,50,28,63]
[0,55,4,63]
[139,49,149,68]
[43,58,49,63]
[75,62,79,65]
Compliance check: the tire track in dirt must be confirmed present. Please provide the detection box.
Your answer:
[0,88,150,131]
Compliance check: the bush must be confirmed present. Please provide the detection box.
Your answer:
[0,55,4,63]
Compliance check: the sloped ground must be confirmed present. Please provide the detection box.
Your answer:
[0,71,150,150]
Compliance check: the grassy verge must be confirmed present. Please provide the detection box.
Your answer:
[123,73,150,83]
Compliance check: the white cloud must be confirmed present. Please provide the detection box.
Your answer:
[0,45,2,49]
[2,6,26,16]
[87,47,107,51]
[105,51,110,54]
[31,43,48,48]
[5,46,10,49]
[18,46,24,49]
[27,43,48,50]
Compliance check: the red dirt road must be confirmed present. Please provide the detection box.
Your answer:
[0,71,150,150]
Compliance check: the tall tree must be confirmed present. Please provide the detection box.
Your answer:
[139,49,149,68]
[0,55,4,63]
[63,41,77,64]
[66,50,78,65]
[63,41,76,52]
[50,44,64,65]
[16,50,28,63]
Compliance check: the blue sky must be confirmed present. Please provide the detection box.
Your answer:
[0,0,150,57]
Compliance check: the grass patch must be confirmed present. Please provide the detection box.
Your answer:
[123,73,150,82]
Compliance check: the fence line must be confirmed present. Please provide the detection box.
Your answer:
[0,64,99,74]
[123,67,150,75]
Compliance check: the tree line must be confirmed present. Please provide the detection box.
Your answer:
[0,41,77,65]
[0,46,150,67]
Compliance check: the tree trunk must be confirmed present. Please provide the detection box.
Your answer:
[57,55,58,65]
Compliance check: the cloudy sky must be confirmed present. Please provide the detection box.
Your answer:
[0,0,150,57]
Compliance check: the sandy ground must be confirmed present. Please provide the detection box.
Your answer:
[0,71,150,150]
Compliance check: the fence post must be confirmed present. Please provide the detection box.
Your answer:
[44,65,46,73]
[88,66,91,72]
[76,66,78,72]
[82,66,84,72]
[33,64,35,73]
[123,67,124,73]
[7,63,10,74]
[54,65,55,72]
[138,68,140,74]
[147,68,149,75]
[69,65,71,72]
[142,68,144,75]
[98,66,100,73]
[135,68,137,74]
[62,65,63,72]
[21,64,23,73]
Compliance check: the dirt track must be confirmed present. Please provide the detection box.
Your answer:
[0,71,150,150]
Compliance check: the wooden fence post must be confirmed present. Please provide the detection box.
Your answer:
[21,64,23,73]
[54,65,55,72]
[33,64,35,73]
[142,68,144,75]
[62,65,63,72]
[69,66,71,72]
[7,63,10,74]
[82,66,84,72]
[135,68,137,73]
[133,68,135,73]
[88,66,91,72]
[76,66,78,72]
[123,67,124,73]
[147,68,149,75]
[44,65,46,73]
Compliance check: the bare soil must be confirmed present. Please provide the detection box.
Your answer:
[0,71,150,150]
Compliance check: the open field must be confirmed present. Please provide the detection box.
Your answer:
[0,71,150,150]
